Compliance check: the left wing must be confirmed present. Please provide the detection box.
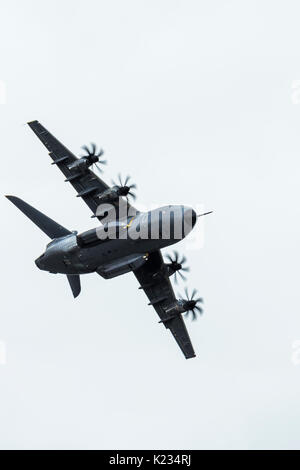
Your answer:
[27,120,136,222]
[134,251,196,359]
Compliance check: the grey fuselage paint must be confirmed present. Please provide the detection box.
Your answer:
[35,205,197,275]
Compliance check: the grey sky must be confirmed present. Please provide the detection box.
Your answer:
[1,0,300,449]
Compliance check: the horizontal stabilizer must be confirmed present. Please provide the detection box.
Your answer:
[6,195,71,239]
[67,275,81,298]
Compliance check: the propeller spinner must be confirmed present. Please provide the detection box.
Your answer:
[165,250,190,283]
[111,174,137,201]
[180,287,203,321]
[81,143,107,173]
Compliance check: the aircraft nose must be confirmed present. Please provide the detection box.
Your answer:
[191,209,197,227]
[184,207,197,228]
[35,254,44,269]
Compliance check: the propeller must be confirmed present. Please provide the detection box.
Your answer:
[165,250,189,283]
[111,173,137,201]
[180,287,203,321]
[81,143,106,173]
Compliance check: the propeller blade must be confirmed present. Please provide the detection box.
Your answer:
[191,288,197,300]
[96,149,104,157]
[81,144,90,154]
[94,163,103,174]
[112,174,137,200]
[81,143,105,163]
[184,286,189,299]
[184,310,196,320]
[184,309,198,321]
[194,305,203,314]
[128,191,136,201]
[181,266,190,272]
[180,254,186,264]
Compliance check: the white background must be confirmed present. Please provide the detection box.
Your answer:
[1,0,300,449]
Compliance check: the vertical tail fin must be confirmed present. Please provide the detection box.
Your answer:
[6,195,81,298]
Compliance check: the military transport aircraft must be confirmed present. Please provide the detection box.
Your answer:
[6,121,211,359]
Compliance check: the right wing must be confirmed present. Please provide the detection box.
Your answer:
[27,120,136,222]
[134,251,196,359]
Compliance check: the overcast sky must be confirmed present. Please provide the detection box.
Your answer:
[1,0,300,450]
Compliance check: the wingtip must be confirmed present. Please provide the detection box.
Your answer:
[27,120,38,126]
[186,354,196,359]
[5,195,21,203]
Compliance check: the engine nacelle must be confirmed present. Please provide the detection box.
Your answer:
[68,157,92,173]
[96,187,120,204]
[162,299,189,319]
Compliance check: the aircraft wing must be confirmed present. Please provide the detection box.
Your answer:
[27,120,136,222]
[134,251,196,359]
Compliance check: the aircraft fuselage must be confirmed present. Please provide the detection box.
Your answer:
[35,205,197,276]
